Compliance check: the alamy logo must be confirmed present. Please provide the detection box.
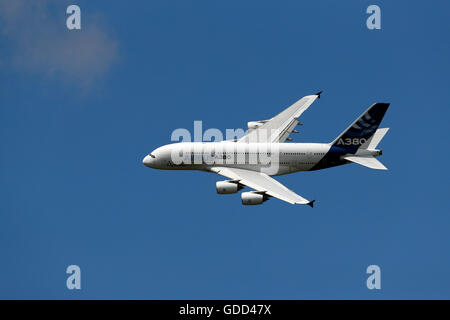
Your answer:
[366,265,381,290]
[366,5,381,30]
[66,265,81,290]
[66,5,81,30]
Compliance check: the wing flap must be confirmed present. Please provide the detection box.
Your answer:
[277,118,300,142]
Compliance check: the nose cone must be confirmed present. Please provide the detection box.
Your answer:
[142,155,153,168]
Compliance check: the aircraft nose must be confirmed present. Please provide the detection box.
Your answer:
[143,155,152,167]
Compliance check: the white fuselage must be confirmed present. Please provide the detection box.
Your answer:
[143,142,335,176]
[141,97,389,206]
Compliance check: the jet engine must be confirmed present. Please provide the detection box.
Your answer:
[241,192,268,205]
[247,120,268,131]
[216,180,242,194]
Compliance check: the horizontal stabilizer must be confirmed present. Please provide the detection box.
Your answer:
[362,128,389,150]
[343,156,387,170]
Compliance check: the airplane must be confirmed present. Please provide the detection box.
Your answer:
[143,92,390,207]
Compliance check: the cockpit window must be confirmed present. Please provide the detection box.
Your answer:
[149,153,155,158]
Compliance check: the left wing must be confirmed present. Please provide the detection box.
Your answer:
[210,167,315,207]
[238,92,321,143]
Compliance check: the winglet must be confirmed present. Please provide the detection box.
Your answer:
[315,91,323,99]
[307,200,315,208]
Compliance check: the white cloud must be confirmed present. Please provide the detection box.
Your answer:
[0,0,118,88]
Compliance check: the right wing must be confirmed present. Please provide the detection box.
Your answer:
[238,92,321,143]
[210,167,315,206]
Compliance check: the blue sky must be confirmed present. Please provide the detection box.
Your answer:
[1,0,449,299]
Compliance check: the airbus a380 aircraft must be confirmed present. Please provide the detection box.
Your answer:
[143,92,390,207]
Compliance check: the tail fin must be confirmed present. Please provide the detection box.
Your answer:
[331,103,390,153]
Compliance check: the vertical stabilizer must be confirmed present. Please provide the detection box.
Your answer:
[331,103,390,153]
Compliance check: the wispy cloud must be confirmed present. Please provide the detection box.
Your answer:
[0,0,118,88]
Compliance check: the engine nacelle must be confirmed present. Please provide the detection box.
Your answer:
[216,180,241,194]
[241,192,267,205]
[247,120,267,130]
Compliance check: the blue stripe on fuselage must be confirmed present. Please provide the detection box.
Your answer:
[309,145,351,171]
